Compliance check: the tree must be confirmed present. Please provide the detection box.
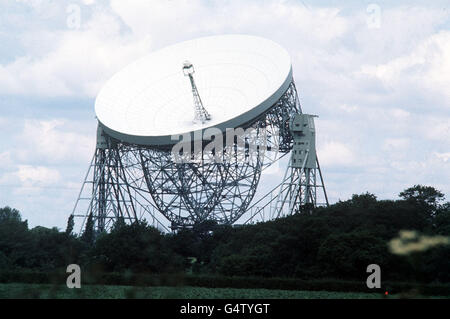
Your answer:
[399,185,445,209]
[93,221,184,273]
[317,230,389,278]
[351,192,377,208]
[399,185,445,225]
[0,206,22,223]
[29,226,65,270]
[0,207,32,269]
[434,202,450,235]
[65,214,75,236]
[81,212,95,246]
[111,216,126,231]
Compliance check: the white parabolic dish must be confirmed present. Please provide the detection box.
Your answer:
[95,34,293,146]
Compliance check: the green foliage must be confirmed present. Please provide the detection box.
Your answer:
[111,216,126,231]
[434,203,450,235]
[81,212,95,246]
[205,186,449,282]
[399,185,446,223]
[399,185,445,208]
[0,207,32,269]
[0,184,448,286]
[0,208,86,272]
[0,283,400,299]
[317,231,388,278]
[0,206,22,223]
[92,221,184,273]
[65,215,75,236]
[1,273,450,298]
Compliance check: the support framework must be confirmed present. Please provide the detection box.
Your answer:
[72,81,327,233]
[71,127,170,233]
[272,113,329,216]
[242,114,329,224]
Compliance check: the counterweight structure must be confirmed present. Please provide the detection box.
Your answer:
[243,114,329,223]
[272,114,329,217]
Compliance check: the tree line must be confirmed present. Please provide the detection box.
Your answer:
[0,185,449,283]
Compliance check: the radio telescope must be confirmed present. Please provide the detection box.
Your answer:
[72,34,328,232]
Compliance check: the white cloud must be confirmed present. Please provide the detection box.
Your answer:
[0,164,62,198]
[434,152,450,162]
[389,108,411,119]
[109,0,348,42]
[16,119,95,164]
[1,1,450,227]
[16,165,61,186]
[359,30,450,104]
[382,138,410,152]
[422,117,450,141]
[0,9,152,97]
[1,0,352,97]
[338,104,359,113]
[0,151,13,168]
[318,141,356,167]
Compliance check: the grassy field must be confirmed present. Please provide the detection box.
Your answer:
[1,283,444,299]
[0,283,382,299]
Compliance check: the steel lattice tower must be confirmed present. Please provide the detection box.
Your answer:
[183,61,211,124]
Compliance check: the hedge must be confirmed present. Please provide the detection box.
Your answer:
[0,271,449,296]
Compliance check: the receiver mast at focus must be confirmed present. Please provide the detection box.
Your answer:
[183,61,211,124]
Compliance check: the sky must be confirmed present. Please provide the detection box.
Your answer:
[0,0,449,230]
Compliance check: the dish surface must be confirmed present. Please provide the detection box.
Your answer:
[95,34,292,145]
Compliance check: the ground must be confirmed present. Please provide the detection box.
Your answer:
[0,283,446,299]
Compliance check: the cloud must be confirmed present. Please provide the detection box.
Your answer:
[1,0,450,228]
[3,1,448,108]
[422,116,450,141]
[15,119,95,164]
[338,104,359,113]
[382,138,410,152]
[0,164,61,197]
[16,165,61,186]
[434,152,450,163]
[110,0,349,42]
[1,0,352,97]
[0,7,152,97]
[318,141,356,167]
[0,151,13,168]
[359,30,450,106]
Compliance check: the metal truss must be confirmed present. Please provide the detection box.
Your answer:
[71,81,319,232]
[137,147,262,229]
[253,81,302,153]
[183,61,211,124]
[272,155,329,217]
[71,141,170,233]
[242,156,329,224]
[242,112,330,225]
[134,82,302,229]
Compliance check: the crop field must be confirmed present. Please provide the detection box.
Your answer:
[1,283,445,299]
[0,283,389,299]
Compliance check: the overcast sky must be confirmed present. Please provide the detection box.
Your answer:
[0,0,449,229]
